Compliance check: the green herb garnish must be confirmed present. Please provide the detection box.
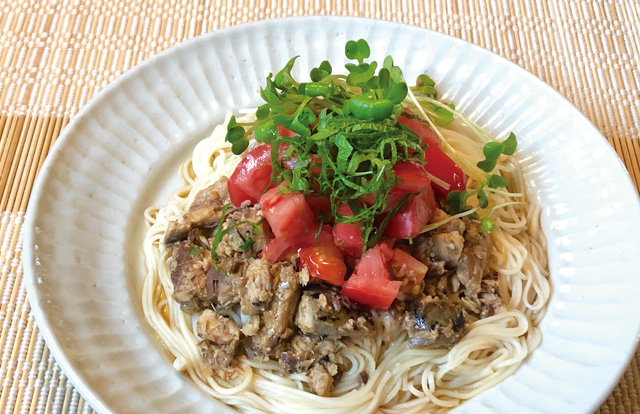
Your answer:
[239,238,255,252]
[225,39,426,251]
[476,132,517,172]
[226,39,520,243]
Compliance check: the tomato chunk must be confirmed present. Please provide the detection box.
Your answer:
[299,225,347,286]
[390,248,428,296]
[333,204,364,258]
[341,243,401,310]
[386,161,431,209]
[384,186,437,240]
[260,186,316,242]
[392,162,432,194]
[261,236,297,263]
[228,144,274,206]
[278,125,299,137]
[306,195,332,218]
[361,161,431,210]
[398,115,467,198]
[398,114,440,148]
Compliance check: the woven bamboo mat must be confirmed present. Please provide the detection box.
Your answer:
[1,1,639,413]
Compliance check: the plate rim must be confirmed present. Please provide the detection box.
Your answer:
[22,15,640,414]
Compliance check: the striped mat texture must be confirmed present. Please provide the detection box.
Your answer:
[1,1,639,413]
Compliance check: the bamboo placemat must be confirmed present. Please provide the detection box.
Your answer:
[1,1,639,413]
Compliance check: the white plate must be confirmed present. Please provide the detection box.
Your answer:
[24,16,640,414]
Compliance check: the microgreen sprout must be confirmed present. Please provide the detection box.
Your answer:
[225,38,522,244]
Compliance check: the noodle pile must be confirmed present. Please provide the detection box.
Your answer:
[142,110,550,413]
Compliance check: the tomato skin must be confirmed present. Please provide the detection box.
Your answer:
[333,204,364,258]
[384,186,437,239]
[361,161,431,210]
[341,243,401,310]
[261,236,297,263]
[228,144,274,206]
[389,248,428,296]
[386,162,431,210]
[392,162,432,194]
[260,186,316,242]
[299,225,347,286]
[399,115,441,149]
[278,125,299,137]
[423,146,468,198]
[227,142,302,206]
[398,115,467,198]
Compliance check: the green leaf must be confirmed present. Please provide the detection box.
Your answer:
[486,174,508,188]
[254,121,277,143]
[476,158,496,172]
[384,81,408,104]
[383,55,403,82]
[477,141,504,172]
[310,60,332,82]
[319,60,332,74]
[272,113,293,126]
[345,39,370,63]
[416,74,435,87]
[231,139,249,155]
[346,62,378,87]
[226,126,245,143]
[256,105,270,120]
[309,68,322,82]
[502,132,517,155]
[227,115,238,129]
[239,238,254,252]
[287,107,315,137]
[261,88,280,103]
[274,56,299,88]
[477,187,489,208]
[445,190,469,215]
[432,103,454,126]
[333,133,354,171]
[483,141,505,159]
[378,68,390,90]
[297,107,316,126]
[365,76,380,90]
[345,40,359,60]
[414,75,437,98]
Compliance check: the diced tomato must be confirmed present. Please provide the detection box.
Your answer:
[392,162,432,193]
[398,114,440,148]
[390,248,428,296]
[228,144,274,206]
[261,236,297,263]
[227,142,304,206]
[384,186,437,239]
[306,195,331,218]
[299,225,347,286]
[277,143,298,170]
[341,243,401,310]
[260,186,316,242]
[361,161,431,209]
[386,162,431,209]
[423,146,468,198]
[278,126,298,137]
[398,115,467,198]
[333,204,364,258]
